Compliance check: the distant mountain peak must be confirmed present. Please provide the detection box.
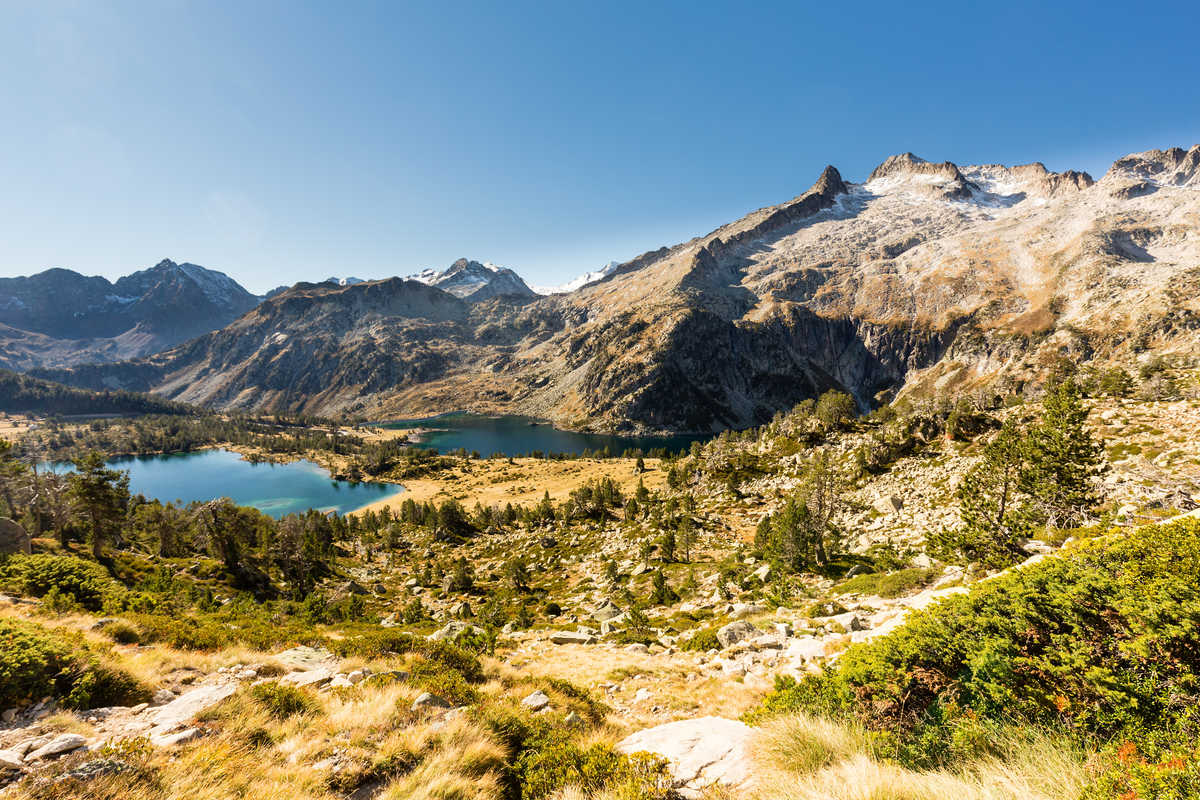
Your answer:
[0,260,260,370]
[533,261,623,295]
[407,259,535,302]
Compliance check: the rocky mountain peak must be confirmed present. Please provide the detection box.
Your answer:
[1104,144,1200,188]
[866,153,977,200]
[812,165,847,196]
[409,259,536,303]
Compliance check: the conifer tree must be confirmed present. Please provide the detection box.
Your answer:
[1021,379,1106,528]
[942,420,1030,568]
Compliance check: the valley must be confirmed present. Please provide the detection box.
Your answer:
[2,356,1200,798]
[2,146,1199,800]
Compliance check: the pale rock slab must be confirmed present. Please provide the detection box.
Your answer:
[617,716,756,797]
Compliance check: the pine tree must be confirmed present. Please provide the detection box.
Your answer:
[677,516,696,563]
[68,451,129,558]
[659,527,677,563]
[649,569,678,605]
[943,420,1030,568]
[1021,379,1106,528]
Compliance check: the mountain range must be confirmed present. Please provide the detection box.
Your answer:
[0,259,260,371]
[23,144,1200,433]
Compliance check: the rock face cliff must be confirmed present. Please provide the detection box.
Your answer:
[0,260,260,370]
[36,145,1200,433]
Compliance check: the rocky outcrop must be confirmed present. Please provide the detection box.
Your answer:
[616,717,756,798]
[0,519,31,555]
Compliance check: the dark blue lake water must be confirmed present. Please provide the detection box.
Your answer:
[50,448,402,518]
[379,413,705,457]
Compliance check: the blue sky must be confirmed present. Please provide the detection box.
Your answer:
[1,1,1197,294]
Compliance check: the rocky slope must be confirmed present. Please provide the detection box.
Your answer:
[0,260,260,370]
[37,145,1200,432]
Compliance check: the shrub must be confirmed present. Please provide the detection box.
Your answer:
[836,567,938,598]
[331,630,483,682]
[249,681,317,718]
[679,627,720,652]
[749,518,1200,769]
[0,618,148,709]
[407,657,479,706]
[512,730,670,800]
[1,554,120,610]
[104,621,141,645]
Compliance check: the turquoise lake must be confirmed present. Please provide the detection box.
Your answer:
[379,413,705,457]
[50,448,402,518]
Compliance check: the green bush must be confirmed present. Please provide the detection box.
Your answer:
[836,567,938,598]
[1,554,121,610]
[249,681,317,718]
[407,657,479,706]
[0,618,148,709]
[513,731,669,800]
[331,630,483,682]
[750,518,1200,769]
[104,621,141,645]
[679,626,720,652]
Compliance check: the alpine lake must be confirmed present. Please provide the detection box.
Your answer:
[53,414,703,517]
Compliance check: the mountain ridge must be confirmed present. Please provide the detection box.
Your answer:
[30,144,1200,433]
[0,259,260,371]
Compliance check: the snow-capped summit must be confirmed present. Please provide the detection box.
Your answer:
[533,261,622,295]
[323,276,365,287]
[407,258,536,302]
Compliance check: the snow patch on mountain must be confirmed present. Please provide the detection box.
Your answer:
[534,261,622,295]
[406,259,535,302]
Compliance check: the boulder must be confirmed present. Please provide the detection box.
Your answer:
[274,645,335,671]
[0,518,31,556]
[716,620,758,649]
[430,621,479,642]
[150,727,202,747]
[521,690,551,712]
[149,683,238,734]
[279,667,334,688]
[26,733,87,761]
[550,630,596,645]
[449,601,473,618]
[592,599,623,622]
[616,717,756,797]
[0,750,25,771]
[729,603,764,619]
[411,692,451,712]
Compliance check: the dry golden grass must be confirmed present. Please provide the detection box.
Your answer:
[501,642,762,726]
[749,714,1089,800]
[352,457,667,515]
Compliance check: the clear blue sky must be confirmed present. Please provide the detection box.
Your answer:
[1,0,1197,294]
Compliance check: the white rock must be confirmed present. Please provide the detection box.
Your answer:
[149,683,238,735]
[521,690,551,712]
[26,733,86,761]
[279,667,334,688]
[150,727,202,747]
[412,693,451,713]
[616,717,756,797]
[0,750,25,771]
